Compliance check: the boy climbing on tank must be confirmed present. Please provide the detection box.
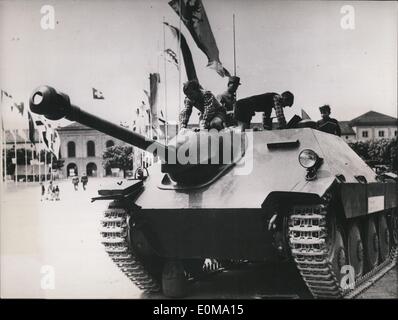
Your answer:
[179,80,227,131]
[235,91,294,130]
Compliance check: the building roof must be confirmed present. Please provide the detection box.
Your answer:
[339,121,356,135]
[58,122,93,131]
[350,111,397,126]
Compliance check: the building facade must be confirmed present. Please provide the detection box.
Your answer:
[349,111,397,142]
[58,122,125,178]
[337,111,397,143]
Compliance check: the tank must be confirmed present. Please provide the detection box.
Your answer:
[30,86,398,298]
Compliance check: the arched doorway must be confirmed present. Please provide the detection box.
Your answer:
[86,162,97,177]
[67,163,78,177]
[105,167,112,176]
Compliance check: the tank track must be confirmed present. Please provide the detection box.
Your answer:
[100,201,161,293]
[288,205,398,299]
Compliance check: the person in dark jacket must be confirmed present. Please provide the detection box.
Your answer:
[316,105,341,136]
[235,91,294,130]
[81,174,88,190]
[72,176,79,191]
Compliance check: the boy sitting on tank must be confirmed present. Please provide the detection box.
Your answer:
[316,104,341,136]
[234,91,294,130]
[179,80,227,131]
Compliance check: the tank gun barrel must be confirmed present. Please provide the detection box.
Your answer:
[29,86,168,160]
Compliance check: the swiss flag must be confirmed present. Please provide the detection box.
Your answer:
[92,87,105,99]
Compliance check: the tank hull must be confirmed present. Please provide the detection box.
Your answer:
[135,208,280,261]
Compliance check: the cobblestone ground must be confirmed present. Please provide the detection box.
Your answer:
[1,179,396,299]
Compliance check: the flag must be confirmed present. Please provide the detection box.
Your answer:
[120,121,129,129]
[92,87,105,99]
[148,73,165,139]
[32,114,61,159]
[164,48,179,69]
[168,0,230,77]
[14,102,24,116]
[164,22,198,81]
[301,109,311,120]
[1,90,12,101]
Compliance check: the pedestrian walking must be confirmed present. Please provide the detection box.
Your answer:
[40,182,45,201]
[55,185,60,201]
[81,174,88,191]
[47,181,54,200]
[72,176,79,191]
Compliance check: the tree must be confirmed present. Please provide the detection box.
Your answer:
[102,145,134,178]
[348,141,370,161]
[349,138,398,173]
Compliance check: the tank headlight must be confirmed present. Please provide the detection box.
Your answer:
[298,149,319,168]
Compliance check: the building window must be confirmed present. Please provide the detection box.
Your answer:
[87,140,95,157]
[362,131,368,138]
[395,130,397,137]
[67,141,76,158]
[378,130,384,137]
[345,136,348,139]
[106,140,115,148]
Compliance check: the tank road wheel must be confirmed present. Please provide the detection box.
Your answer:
[162,260,189,298]
[347,222,364,278]
[378,214,390,262]
[363,216,379,270]
[326,225,347,284]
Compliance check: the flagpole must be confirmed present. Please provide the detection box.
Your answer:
[162,17,169,145]
[38,133,41,182]
[24,134,27,184]
[3,133,6,187]
[32,144,35,182]
[14,129,17,185]
[44,149,47,183]
[0,125,3,185]
[178,0,182,127]
[233,14,236,76]
[50,153,53,181]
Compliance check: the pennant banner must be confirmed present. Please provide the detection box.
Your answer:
[164,48,179,69]
[164,22,198,81]
[168,0,230,77]
[30,112,61,159]
[92,87,105,99]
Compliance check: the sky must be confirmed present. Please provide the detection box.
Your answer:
[0,0,397,130]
